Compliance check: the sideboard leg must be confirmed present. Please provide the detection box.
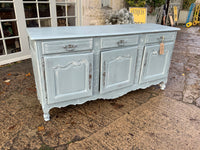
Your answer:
[159,82,166,90]
[43,112,50,121]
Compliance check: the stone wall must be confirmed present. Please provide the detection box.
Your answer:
[81,0,125,26]
[196,0,200,3]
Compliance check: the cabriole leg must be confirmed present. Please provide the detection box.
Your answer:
[159,82,166,90]
[43,112,50,121]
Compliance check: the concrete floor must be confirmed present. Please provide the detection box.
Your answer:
[0,26,200,150]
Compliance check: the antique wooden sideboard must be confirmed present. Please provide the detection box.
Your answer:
[27,24,180,121]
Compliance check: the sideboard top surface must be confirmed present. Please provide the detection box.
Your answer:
[27,23,180,41]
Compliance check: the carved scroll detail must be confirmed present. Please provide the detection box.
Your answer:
[53,60,88,70]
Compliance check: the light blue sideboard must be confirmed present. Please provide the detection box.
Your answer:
[27,24,180,121]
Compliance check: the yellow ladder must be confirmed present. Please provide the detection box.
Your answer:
[186,4,200,27]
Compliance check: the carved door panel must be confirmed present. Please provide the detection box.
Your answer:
[44,53,93,104]
[140,43,174,83]
[100,47,138,94]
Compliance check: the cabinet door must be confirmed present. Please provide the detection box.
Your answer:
[140,43,174,83]
[100,47,137,94]
[44,53,93,104]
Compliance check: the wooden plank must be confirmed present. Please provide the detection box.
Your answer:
[169,13,174,26]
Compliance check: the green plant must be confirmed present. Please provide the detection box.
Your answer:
[182,0,196,10]
[146,0,165,14]
[146,0,165,8]
[125,0,146,7]
[39,144,54,150]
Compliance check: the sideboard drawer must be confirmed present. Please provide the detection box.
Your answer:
[42,38,93,54]
[101,35,139,49]
[146,32,176,44]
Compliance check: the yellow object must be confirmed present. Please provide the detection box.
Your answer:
[129,7,147,24]
[188,4,200,27]
[26,72,31,77]
[173,6,178,22]
[186,22,192,27]
[38,126,45,132]
[192,4,200,25]
[193,21,198,25]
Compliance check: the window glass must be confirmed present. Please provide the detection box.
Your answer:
[6,38,21,54]
[57,18,66,26]
[102,0,110,7]
[56,0,66,2]
[24,3,37,18]
[67,3,75,16]
[0,40,5,56]
[26,20,39,27]
[2,21,18,37]
[40,19,51,27]
[68,17,75,26]
[0,3,15,19]
[56,5,66,16]
[39,3,50,17]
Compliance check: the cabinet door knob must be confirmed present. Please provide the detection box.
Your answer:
[152,50,158,55]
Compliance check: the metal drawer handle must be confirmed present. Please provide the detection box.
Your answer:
[63,44,78,50]
[152,50,158,55]
[117,40,127,46]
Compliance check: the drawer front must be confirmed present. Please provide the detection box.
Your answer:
[101,35,139,49]
[42,38,93,54]
[146,32,176,44]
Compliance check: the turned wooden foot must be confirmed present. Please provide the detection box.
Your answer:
[43,112,50,121]
[159,82,166,90]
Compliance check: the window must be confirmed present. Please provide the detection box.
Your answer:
[102,0,110,7]
[56,0,77,26]
[0,0,80,65]
[0,1,21,56]
[23,0,51,27]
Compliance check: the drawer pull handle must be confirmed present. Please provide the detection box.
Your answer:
[117,40,127,46]
[152,50,158,55]
[63,44,78,50]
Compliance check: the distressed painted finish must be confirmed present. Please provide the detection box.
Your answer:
[140,43,174,83]
[27,24,180,121]
[44,53,93,105]
[100,47,137,94]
